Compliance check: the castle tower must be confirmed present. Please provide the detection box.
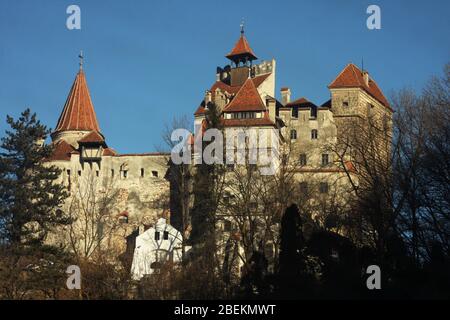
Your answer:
[51,53,103,149]
[226,24,258,87]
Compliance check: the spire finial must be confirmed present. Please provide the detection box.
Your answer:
[78,50,84,70]
[240,19,245,35]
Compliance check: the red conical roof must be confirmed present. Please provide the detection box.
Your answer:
[54,69,101,133]
[226,34,257,61]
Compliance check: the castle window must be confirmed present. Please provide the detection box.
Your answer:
[299,154,307,166]
[111,169,114,177]
[343,101,349,107]
[154,231,160,241]
[292,107,299,118]
[300,182,308,193]
[123,170,128,179]
[78,170,82,176]
[311,129,318,139]
[67,169,71,176]
[163,231,169,240]
[152,170,159,177]
[319,182,329,194]
[118,215,128,224]
[96,170,99,177]
[322,154,329,166]
[141,168,145,177]
[290,129,297,140]
[223,220,232,232]
[249,202,258,210]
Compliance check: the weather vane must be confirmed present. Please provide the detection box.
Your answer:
[78,50,84,69]
[240,19,245,35]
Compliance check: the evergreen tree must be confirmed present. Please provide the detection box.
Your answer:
[0,109,70,246]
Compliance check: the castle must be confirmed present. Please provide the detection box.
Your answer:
[45,26,392,273]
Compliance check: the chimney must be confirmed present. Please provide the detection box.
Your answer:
[266,96,276,123]
[281,87,291,105]
[205,90,212,105]
[363,71,369,86]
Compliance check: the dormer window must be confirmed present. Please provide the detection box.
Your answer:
[78,132,106,164]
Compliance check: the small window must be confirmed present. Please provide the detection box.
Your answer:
[300,182,308,193]
[118,216,128,224]
[223,220,232,232]
[152,170,158,177]
[154,231,160,241]
[163,231,169,240]
[78,170,82,176]
[96,170,99,177]
[322,154,329,166]
[343,101,349,107]
[292,107,298,118]
[290,129,297,140]
[319,182,329,194]
[123,170,128,179]
[141,168,145,178]
[67,169,71,176]
[111,169,114,177]
[299,154,307,166]
[311,129,318,140]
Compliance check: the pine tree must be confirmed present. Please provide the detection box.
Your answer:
[0,109,70,246]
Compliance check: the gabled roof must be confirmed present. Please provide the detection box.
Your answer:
[103,147,118,156]
[46,140,77,161]
[54,70,101,133]
[281,97,318,110]
[226,34,257,61]
[223,78,267,112]
[194,73,272,116]
[78,131,105,144]
[328,63,390,109]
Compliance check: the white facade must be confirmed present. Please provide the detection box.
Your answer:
[131,218,185,280]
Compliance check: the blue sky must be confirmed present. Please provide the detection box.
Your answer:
[0,0,449,153]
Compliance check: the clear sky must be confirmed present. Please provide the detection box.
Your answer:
[0,0,449,153]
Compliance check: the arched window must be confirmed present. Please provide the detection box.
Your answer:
[290,129,297,140]
[311,129,318,139]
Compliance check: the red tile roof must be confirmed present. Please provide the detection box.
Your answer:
[78,131,105,144]
[103,147,118,156]
[54,70,101,133]
[285,97,310,107]
[328,63,391,109]
[46,140,77,161]
[223,78,267,112]
[226,34,257,60]
[194,73,271,116]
